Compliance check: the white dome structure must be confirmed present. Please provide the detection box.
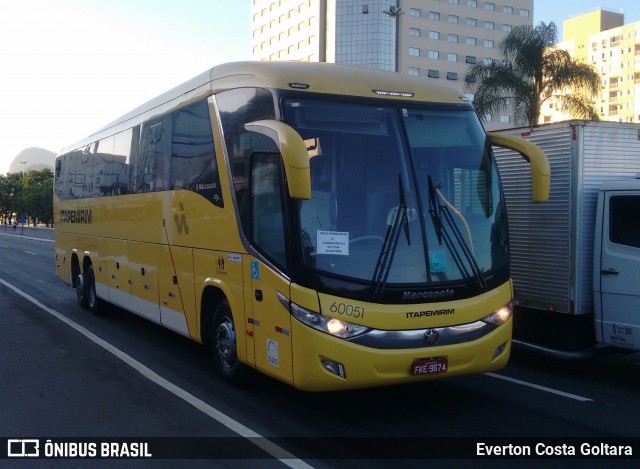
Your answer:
[9,147,56,173]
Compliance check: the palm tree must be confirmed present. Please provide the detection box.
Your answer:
[465,22,600,125]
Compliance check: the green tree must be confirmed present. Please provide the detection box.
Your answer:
[0,172,23,225]
[465,22,600,125]
[20,169,54,226]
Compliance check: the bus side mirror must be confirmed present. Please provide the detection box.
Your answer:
[488,132,551,202]
[245,120,311,200]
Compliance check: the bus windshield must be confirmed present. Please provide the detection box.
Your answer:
[282,98,508,290]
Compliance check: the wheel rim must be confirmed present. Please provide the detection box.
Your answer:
[215,318,237,369]
[87,269,97,308]
[76,272,84,299]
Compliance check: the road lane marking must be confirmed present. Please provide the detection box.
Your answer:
[486,372,593,402]
[0,232,54,243]
[0,278,313,468]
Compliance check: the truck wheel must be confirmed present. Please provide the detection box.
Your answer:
[212,300,246,385]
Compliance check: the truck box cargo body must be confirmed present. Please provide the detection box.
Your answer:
[493,121,640,350]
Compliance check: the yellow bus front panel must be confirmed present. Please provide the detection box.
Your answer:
[290,313,511,392]
[286,281,513,391]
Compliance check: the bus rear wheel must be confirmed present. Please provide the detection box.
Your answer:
[212,300,246,385]
[85,263,103,316]
[74,260,87,309]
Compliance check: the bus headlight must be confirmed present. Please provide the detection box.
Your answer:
[482,302,513,326]
[290,302,370,339]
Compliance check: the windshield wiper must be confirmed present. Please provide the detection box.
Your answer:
[371,175,409,300]
[427,175,486,290]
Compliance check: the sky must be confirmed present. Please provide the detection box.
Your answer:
[534,0,640,38]
[1,0,640,174]
[0,0,251,173]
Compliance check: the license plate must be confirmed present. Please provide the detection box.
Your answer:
[411,356,448,375]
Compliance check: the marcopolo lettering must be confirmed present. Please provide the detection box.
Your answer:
[60,209,92,224]
[402,289,454,301]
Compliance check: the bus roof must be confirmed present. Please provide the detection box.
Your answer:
[209,61,467,102]
[60,61,471,154]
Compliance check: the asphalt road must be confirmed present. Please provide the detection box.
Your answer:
[1,230,639,467]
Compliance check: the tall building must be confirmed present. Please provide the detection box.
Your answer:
[251,0,326,63]
[251,0,533,129]
[251,0,397,69]
[541,9,640,125]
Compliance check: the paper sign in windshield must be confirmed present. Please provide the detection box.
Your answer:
[317,231,349,255]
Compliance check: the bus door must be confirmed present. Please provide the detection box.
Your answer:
[246,152,294,384]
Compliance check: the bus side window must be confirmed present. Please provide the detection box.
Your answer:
[54,158,64,199]
[250,152,288,269]
[137,117,171,192]
[94,135,115,198]
[127,125,141,194]
[170,99,223,207]
[64,151,82,199]
[216,88,276,235]
[111,128,133,196]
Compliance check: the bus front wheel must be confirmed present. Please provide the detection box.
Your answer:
[212,300,246,385]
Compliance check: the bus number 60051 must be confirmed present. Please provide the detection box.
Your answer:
[330,302,365,319]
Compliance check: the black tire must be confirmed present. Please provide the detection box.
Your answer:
[85,263,104,316]
[75,261,88,309]
[211,300,246,385]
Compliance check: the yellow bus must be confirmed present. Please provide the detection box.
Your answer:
[54,61,549,391]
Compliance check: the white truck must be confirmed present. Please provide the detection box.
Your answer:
[493,120,640,354]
